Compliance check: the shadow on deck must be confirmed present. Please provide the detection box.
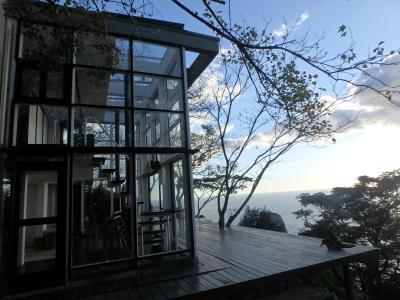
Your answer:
[5,221,378,299]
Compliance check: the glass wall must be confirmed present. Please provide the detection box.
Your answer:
[18,65,65,100]
[133,41,182,77]
[17,170,58,274]
[13,25,70,148]
[72,107,129,147]
[73,68,128,107]
[72,153,132,266]
[134,111,184,148]
[132,40,191,257]
[19,24,72,63]
[14,23,193,268]
[14,104,68,145]
[135,154,190,256]
[76,35,129,70]
[133,76,182,110]
[72,56,131,149]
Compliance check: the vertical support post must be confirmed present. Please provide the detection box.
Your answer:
[129,40,137,263]
[343,264,355,300]
[80,181,85,234]
[17,173,28,267]
[180,46,196,258]
[115,113,120,180]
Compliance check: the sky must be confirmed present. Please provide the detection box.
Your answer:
[146,0,400,193]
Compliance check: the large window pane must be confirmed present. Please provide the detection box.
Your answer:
[149,173,162,211]
[73,107,129,147]
[21,68,40,98]
[134,111,185,148]
[171,160,188,250]
[14,104,68,145]
[19,67,64,100]
[134,76,183,111]
[20,24,71,63]
[72,154,132,266]
[76,35,129,70]
[136,154,190,256]
[46,70,64,99]
[17,224,57,274]
[133,41,182,77]
[74,68,127,107]
[19,171,58,219]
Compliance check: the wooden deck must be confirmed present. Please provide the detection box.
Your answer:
[6,221,378,300]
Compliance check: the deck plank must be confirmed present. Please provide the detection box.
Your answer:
[7,221,378,300]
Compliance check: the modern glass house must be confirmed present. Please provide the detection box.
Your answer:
[0,1,219,293]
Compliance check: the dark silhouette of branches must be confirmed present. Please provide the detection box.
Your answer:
[189,52,348,227]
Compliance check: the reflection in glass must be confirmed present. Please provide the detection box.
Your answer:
[149,173,162,211]
[76,35,129,70]
[72,154,132,266]
[14,105,68,145]
[20,67,64,99]
[20,24,71,63]
[73,107,129,147]
[134,76,182,111]
[21,69,40,98]
[17,224,56,274]
[172,160,187,250]
[19,171,58,219]
[136,154,189,256]
[134,111,184,148]
[47,71,64,99]
[133,41,182,77]
[74,68,127,107]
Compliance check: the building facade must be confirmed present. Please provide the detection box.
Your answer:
[0,2,218,294]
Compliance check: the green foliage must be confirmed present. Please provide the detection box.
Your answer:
[239,206,287,232]
[294,169,400,299]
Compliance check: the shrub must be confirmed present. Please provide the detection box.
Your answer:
[239,206,287,232]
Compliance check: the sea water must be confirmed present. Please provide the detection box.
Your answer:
[199,190,325,234]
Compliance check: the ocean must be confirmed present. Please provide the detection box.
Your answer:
[200,190,325,234]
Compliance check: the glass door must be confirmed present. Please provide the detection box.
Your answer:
[13,162,65,284]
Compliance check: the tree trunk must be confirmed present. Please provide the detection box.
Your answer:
[218,214,225,229]
[226,215,234,227]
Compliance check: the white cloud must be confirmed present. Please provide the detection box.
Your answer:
[273,24,288,39]
[225,123,235,133]
[273,11,309,38]
[329,53,400,131]
[251,131,275,148]
[298,12,310,24]
[189,53,243,133]
[191,47,400,151]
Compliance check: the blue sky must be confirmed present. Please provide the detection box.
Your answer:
[148,0,400,193]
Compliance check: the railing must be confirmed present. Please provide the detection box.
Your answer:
[137,208,186,256]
